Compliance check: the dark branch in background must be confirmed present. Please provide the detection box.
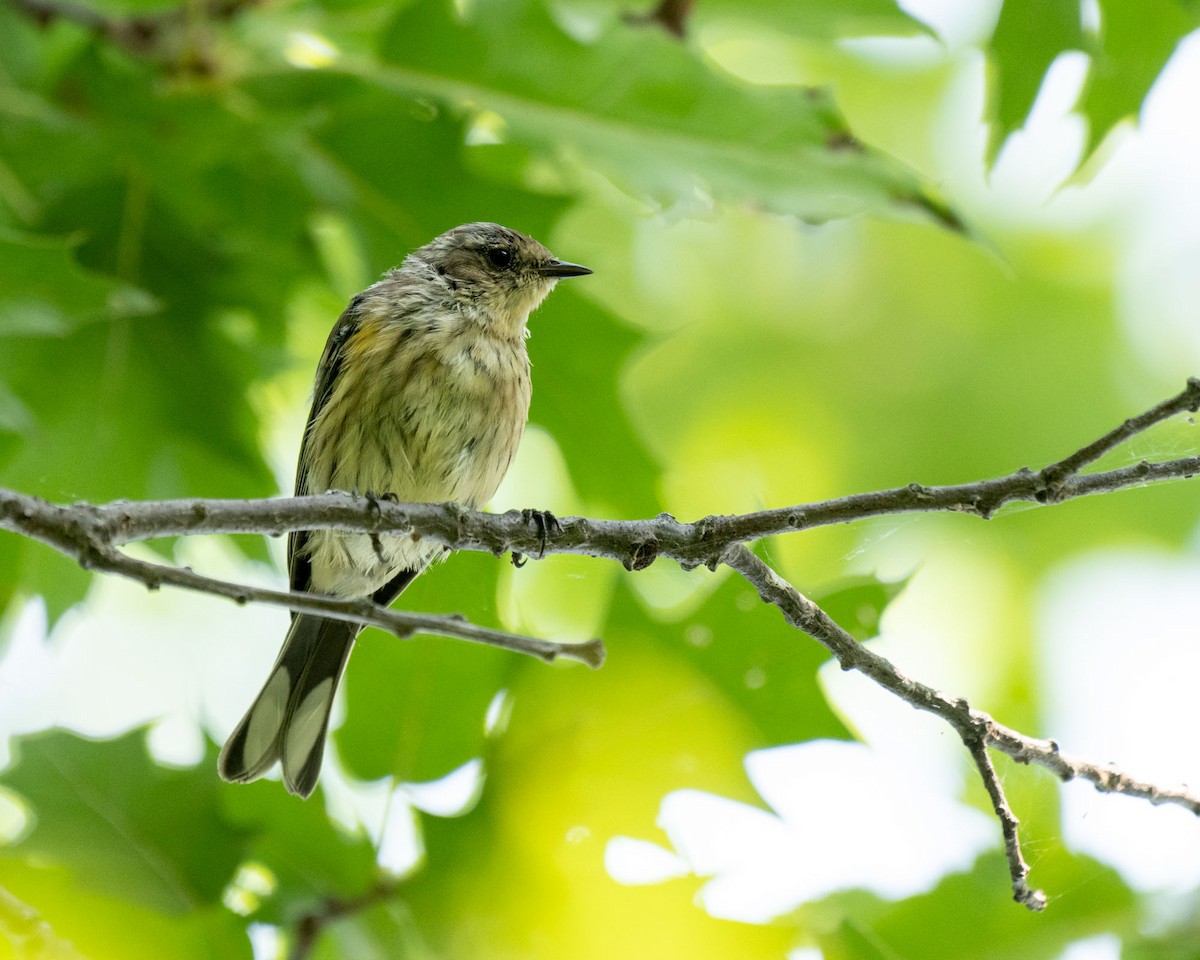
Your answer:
[4,0,256,70]
[3,379,1200,909]
[288,879,399,960]
[624,0,696,37]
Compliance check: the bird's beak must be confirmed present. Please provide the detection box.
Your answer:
[538,259,593,278]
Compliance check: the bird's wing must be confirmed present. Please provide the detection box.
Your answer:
[288,295,366,594]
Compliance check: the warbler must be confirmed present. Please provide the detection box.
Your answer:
[218,222,591,798]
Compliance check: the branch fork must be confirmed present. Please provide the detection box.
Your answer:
[4,379,1200,907]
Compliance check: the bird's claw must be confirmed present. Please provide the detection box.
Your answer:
[363,490,398,562]
[521,508,560,560]
[364,489,399,516]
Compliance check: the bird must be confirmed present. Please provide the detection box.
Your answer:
[218,222,591,798]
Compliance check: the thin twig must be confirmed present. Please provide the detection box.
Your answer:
[963,733,1045,910]
[983,721,1200,814]
[719,542,1200,907]
[289,879,400,960]
[1039,376,1200,493]
[623,0,696,37]
[1,512,602,667]
[5,0,258,64]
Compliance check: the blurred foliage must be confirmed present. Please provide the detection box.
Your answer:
[817,761,1140,960]
[813,844,1135,960]
[1,0,1199,957]
[988,0,1200,167]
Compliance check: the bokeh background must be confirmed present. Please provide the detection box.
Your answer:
[3,0,1200,957]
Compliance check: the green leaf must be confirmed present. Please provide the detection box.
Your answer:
[0,882,90,960]
[817,574,909,643]
[336,550,517,784]
[0,729,249,915]
[1124,907,1200,960]
[987,0,1083,164]
[0,302,273,616]
[986,0,1200,169]
[0,862,253,960]
[810,761,1135,959]
[0,534,92,624]
[528,289,659,515]
[219,779,378,924]
[0,4,91,94]
[0,310,272,499]
[374,0,957,227]
[397,623,799,960]
[310,92,567,256]
[1078,0,1197,157]
[683,0,927,38]
[304,896,429,960]
[818,849,1135,960]
[0,45,305,615]
[619,574,853,750]
[239,70,570,261]
[576,0,927,40]
[0,229,155,337]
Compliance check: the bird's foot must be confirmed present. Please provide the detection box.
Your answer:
[521,508,560,560]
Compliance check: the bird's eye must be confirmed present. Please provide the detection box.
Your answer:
[485,247,513,270]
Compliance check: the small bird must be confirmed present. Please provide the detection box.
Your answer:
[218,223,591,798]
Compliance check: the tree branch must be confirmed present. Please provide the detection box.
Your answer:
[720,542,1200,907]
[2,456,1197,574]
[4,380,1196,572]
[2,378,1200,906]
[963,735,1045,910]
[1040,376,1200,491]
[5,0,257,69]
[0,501,601,668]
[288,879,400,960]
[718,543,1046,902]
[624,0,696,37]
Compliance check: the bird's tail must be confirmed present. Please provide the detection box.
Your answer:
[218,614,357,799]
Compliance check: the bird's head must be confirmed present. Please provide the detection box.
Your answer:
[413,222,592,337]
